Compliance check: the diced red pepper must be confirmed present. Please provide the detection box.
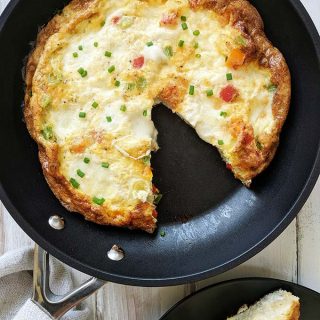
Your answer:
[152,209,158,218]
[111,16,121,24]
[226,163,233,171]
[132,56,144,69]
[220,85,238,103]
[243,132,253,145]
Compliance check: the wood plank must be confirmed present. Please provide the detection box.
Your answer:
[196,220,297,290]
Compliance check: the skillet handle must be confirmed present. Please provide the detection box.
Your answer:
[31,244,106,319]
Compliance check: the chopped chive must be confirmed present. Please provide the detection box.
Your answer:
[41,126,54,141]
[256,140,263,150]
[108,65,115,73]
[79,112,86,118]
[220,111,228,117]
[100,20,106,27]
[236,35,246,46]
[178,40,184,47]
[105,51,112,57]
[267,84,277,92]
[114,80,121,87]
[78,68,87,77]
[181,22,188,30]
[127,82,135,90]
[120,104,127,112]
[146,41,153,47]
[189,85,195,95]
[226,73,233,81]
[142,155,151,164]
[206,89,213,97]
[154,194,163,205]
[193,30,200,36]
[195,53,201,58]
[106,116,112,122]
[84,157,90,164]
[92,101,99,108]
[77,169,85,178]
[181,16,187,22]
[218,140,224,145]
[92,196,105,206]
[94,41,98,47]
[78,45,83,51]
[164,45,173,57]
[143,110,148,117]
[160,230,166,237]
[101,162,110,168]
[70,178,80,189]
[193,42,199,49]
[73,52,78,58]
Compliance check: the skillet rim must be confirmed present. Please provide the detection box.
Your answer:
[0,0,320,286]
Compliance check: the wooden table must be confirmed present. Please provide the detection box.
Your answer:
[1,0,319,319]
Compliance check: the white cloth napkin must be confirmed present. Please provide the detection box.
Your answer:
[0,246,92,320]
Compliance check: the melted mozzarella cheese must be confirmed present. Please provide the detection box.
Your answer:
[35,0,275,205]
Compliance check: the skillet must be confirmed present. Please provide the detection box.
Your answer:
[0,0,320,286]
[161,278,320,319]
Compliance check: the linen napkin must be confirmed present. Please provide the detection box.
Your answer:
[0,246,92,320]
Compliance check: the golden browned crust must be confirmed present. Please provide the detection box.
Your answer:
[24,0,290,231]
[288,299,300,320]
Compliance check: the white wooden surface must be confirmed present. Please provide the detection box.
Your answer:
[0,1,319,319]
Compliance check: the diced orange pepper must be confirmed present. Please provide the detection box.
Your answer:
[226,48,246,69]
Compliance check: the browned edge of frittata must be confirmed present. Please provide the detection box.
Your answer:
[24,0,290,232]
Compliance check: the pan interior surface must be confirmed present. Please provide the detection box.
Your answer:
[0,0,320,285]
[161,278,320,319]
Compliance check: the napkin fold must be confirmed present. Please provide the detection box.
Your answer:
[0,246,92,320]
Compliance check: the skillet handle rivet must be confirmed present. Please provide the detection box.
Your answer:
[48,215,65,230]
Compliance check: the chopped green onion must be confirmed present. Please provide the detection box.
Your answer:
[206,89,213,97]
[137,77,147,89]
[92,196,105,206]
[105,51,112,57]
[142,155,151,164]
[164,45,173,57]
[154,194,163,205]
[146,41,153,47]
[70,178,80,189]
[256,140,263,150]
[236,35,246,46]
[92,101,99,108]
[106,116,112,122]
[218,140,224,145]
[127,82,136,90]
[195,53,201,58]
[220,111,228,117]
[160,230,166,237]
[226,73,233,81]
[41,126,54,141]
[73,52,78,58]
[77,169,85,178]
[114,80,121,87]
[267,84,277,92]
[79,112,86,118]
[94,41,98,47]
[100,20,106,27]
[143,110,148,117]
[78,45,83,51]
[181,16,187,22]
[84,157,90,164]
[193,30,200,36]
[193,42,199,49]
[108,65,115,73]
[178,40,184,48]
[120,104,127,112]
[78,68,88,78]
[189,85,195,95]
[101,162,110,168]
[181,22,188,30]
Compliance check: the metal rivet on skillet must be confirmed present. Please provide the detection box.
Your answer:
[48,215,65,230]
[107,245,125,261]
